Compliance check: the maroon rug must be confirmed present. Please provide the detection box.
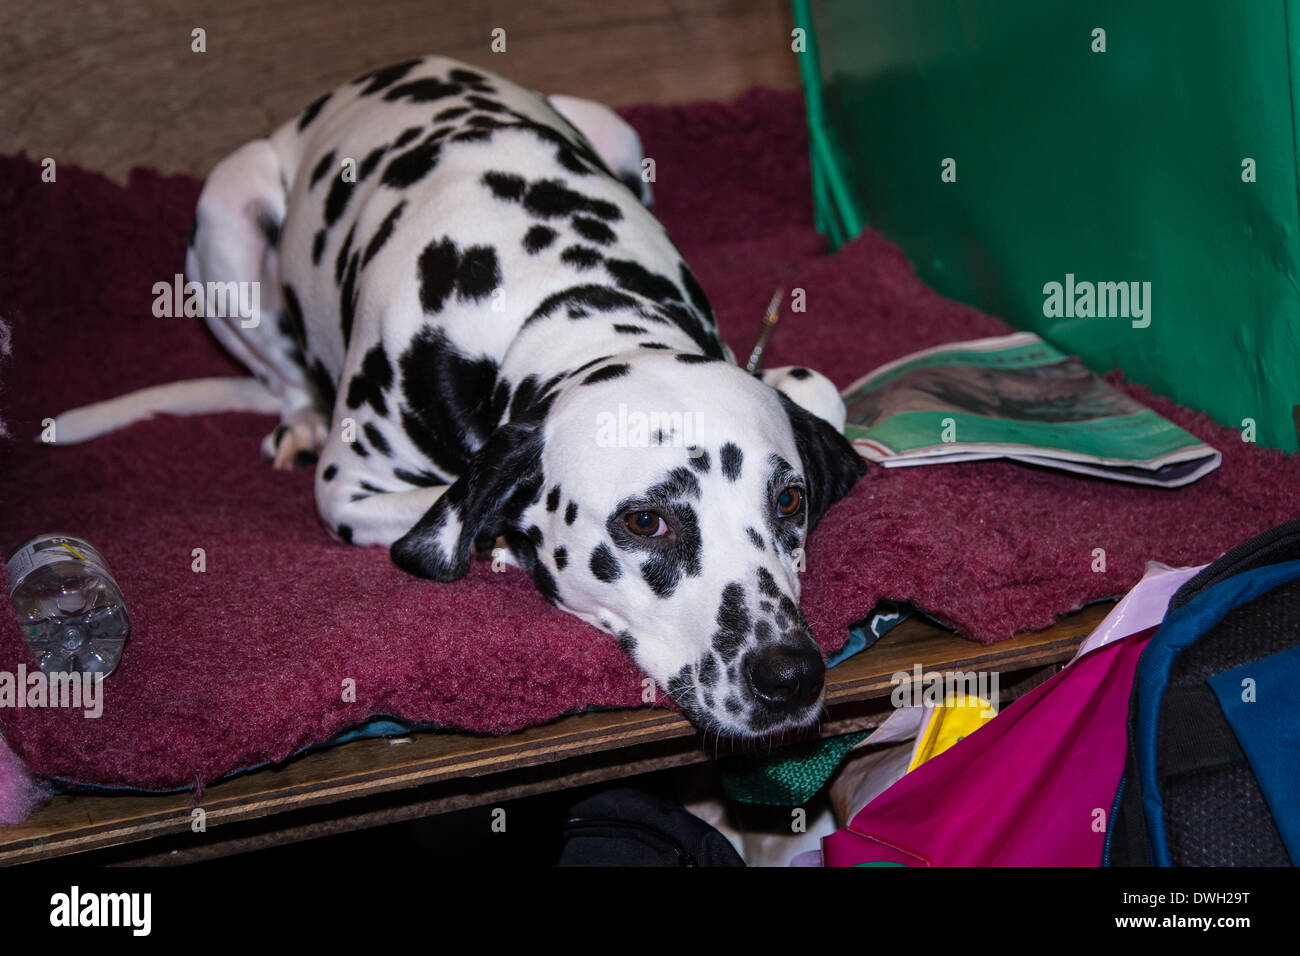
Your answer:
[1,90,1297,790]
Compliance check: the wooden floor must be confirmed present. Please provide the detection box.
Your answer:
[2,0,800,182]
[0,602,1111,864]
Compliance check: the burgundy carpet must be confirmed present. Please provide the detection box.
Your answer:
[1,89,1297,790]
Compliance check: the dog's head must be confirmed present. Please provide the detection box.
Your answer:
[391,353,866,737]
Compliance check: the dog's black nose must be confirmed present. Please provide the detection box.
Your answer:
[745,644,825,708]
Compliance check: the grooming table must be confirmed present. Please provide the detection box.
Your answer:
[0,603,1106,864]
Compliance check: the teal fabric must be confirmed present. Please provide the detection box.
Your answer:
[1207,645,1300,864]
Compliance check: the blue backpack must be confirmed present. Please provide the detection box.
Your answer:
[1106,519,1300,866]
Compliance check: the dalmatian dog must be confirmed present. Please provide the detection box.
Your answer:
[52,56,867,738]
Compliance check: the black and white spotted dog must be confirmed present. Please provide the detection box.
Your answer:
[54,56,867,738]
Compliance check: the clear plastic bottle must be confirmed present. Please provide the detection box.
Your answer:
[6,534,130,675]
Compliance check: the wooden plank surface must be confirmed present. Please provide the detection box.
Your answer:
[2,0,800,182]
[0,602,1110,864]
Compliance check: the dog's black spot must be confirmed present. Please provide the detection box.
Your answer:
[746,527,765,551]
[523,179,622,221]
[639,342,671,350]
[280,284,307,350]
[393,126,423,149]
[617,170,646,201]
[483,170,527,201]
[435,105,471,122]
[724,695,741,715]
[323,172,357,227]
[526,525,544,548]
[507,374,560,424]
[362,201,407,267]
[616,631,636,653]
[675,353,717,365]
[337,523,353,543]
[393,466,450,487]
[334,222,356,285]
[530,561,560,606]
[308,359,336,411]
[417,238,459,313]
[272,424,289,447]
[560,245,602,270]
[612,323,647,335]
[398,326,501,477]
[451,128,493,144]
[456,245,500,302]
[639,559,678,598]
[384,78,463,103]
[358,145,388,182]
[720,442,743,482]
[666,666,697,713]
[381,140,442,189]
[590,543,621,582]
[466,95,507,114]
[310,150,336,188]
[311,229,327,265]
[526,285,639,325]
[647,467,701,501]
[689,448,710,473]
[604,258,680,304]
[698,655,720,689]
[449,68,488,85]
[298,93,331,131]
[565,501,578,525]
[339,252,360,348]
[563,355,614,381]
[679,262,714,321]
[351,438,369,457]
[418,237,500,310]
[756,567,781,599]
[582,363,630,386]
[322,464,338,482]
[788,367,812,380]
[522,225,557,254]
[571,215,616,245]
[711,583,750,661]
[344,344,394,415]
[554,546,568,571]
[546,486,561,512]
[362,422,392,457]
[356,58,423,96]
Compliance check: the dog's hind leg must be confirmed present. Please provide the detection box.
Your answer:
[187,138,326,468]
[314,443,452,549]
[546,94,652,207]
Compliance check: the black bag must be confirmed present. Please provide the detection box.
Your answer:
[1106,519,1300,866]
[557,788,745,867]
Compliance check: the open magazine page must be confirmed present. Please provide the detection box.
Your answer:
[842,333,1221,487]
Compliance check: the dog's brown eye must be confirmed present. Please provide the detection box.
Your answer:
[776,487,803,518]
[625,510,669,537]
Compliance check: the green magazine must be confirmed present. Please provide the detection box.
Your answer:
[842,333,1220,487]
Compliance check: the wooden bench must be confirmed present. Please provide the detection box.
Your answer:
[0,601,1110,864]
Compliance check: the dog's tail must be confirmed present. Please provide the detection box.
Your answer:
[47,377,282,444]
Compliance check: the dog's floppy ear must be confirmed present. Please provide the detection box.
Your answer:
[391,422,544,581]
[776,391,867,532]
